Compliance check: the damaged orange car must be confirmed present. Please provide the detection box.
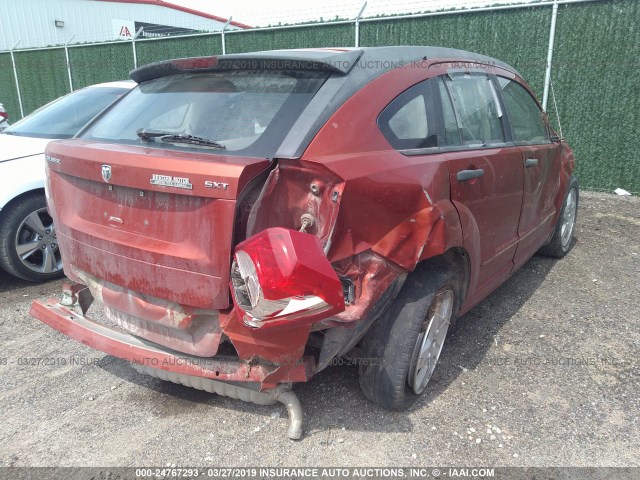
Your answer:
[31,47,578,439]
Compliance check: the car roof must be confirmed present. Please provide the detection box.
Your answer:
[128,47,522,159]
[245,46,519,75]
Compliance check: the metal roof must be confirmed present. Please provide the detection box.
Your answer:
[95,0,251,29]
[0,0,250,51]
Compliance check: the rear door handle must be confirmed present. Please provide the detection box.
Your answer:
[457,169,485,182]
[525,158,539,168]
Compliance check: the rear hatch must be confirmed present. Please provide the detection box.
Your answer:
[46,140,269,310]
[45,66,333,311]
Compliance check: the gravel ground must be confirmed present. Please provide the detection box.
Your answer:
[0,191,638,468]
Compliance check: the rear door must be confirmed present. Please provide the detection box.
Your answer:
[436,73,524,305]
[495,76,562,269]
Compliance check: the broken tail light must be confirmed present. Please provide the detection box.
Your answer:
[231,228,344,328]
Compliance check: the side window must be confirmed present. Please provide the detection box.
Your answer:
[445,73,505,146]
[497,77,548,143]
[378,80,437,150]
[436,77,462,146]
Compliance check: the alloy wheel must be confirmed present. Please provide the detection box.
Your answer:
[14,208,62,275]
[408,288,454,395]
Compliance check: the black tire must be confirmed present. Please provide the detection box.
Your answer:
[538,176,579,258]
[358,259,458,410]
[0,193,64,282]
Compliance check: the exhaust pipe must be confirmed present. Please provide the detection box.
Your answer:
[131,363,304,440]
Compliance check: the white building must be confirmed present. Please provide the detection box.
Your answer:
[0,0,251,51]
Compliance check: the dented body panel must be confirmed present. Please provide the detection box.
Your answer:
[31,46,575,411]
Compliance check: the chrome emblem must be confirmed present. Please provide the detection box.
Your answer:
[101,164,112,182]
[204,180,230,190]
[150,173,193,190]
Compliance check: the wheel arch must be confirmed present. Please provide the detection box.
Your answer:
[357,246,465,409]
[413,247,470,317]
[0,188,46,220]
[316,248,470,372]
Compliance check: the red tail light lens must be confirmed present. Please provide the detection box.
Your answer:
[231,228,344,328]
[0,112,8,120]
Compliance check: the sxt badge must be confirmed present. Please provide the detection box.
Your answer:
[205,180,230,190]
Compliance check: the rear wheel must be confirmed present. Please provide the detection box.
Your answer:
[538,176,579,258]
[0,193,64,282]
[359,261,458,410]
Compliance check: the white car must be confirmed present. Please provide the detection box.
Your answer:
[0,81,134,282]
[0,103,8,132]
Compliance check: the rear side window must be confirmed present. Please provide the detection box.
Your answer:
[445,74,505,146]
[83,70,328,157]
[378,80,438,150]
[389,96,428,140]
[497,77,548,143]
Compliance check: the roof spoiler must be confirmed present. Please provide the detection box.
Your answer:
[130,49,364,83]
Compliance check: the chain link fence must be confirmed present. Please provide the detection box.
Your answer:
[0,0,637,192]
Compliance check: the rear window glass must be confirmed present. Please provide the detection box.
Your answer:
[4,87,129,139]
[83,71,328,157]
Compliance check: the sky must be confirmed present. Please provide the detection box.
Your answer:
[168,0,538,27]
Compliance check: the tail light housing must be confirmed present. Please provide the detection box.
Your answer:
[231,228,344,328]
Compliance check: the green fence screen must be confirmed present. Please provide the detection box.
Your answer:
[226,23,353,53]
[14,49,69,115]
[69,43,134,89]
[0,53,20,121]
[360,8,551,96]
[552,0,640,193]
[136,34,222,66]
[0,0,638,192]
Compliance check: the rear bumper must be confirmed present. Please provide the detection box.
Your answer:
[30,298,314,390]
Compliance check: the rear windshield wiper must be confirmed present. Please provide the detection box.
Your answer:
[160,134,226,149]
[136,128,171,141]
[136,128,225,149]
